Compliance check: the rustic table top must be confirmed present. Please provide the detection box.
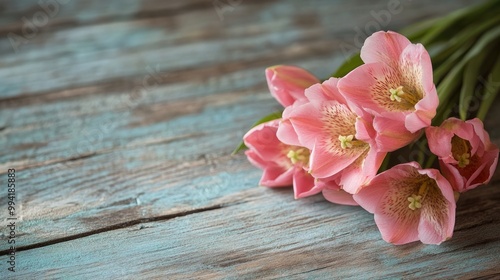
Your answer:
[1,0,499,279]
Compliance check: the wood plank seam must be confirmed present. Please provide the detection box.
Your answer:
[0,202,241,256]
[0,132,203,174]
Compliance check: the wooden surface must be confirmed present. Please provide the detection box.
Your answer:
[1,0,499,279]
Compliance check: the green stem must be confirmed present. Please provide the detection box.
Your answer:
[419,0,499,46]
[458,43,497,120]
[435,25,500,125]
[424,154,437,169]
[379,153,391,173]
[477,53,500,120]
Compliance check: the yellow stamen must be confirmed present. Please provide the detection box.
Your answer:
[451,136,471,168]
[390,86,404,102]
[457,153,470,168]
[287,148,309,165]
[408,181,429,210]
[338,135,354,149]
[407,194,422,210]
[418,181,429,199]
[389,86,419,105]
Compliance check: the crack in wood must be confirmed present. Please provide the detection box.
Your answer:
[470,272,500,280]
[66,152,98,162]
[0,204,226,256]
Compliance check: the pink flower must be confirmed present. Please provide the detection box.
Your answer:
[338,31,438,152]
[278,77,386,194]
[426,118,499,192]
[322,188,358,206]
[266,65,320,107]
[244,119,354,203]
[354,162,456,245]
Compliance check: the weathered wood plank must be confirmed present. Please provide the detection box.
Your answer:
[1,0,496,278]
[6,179,500,279]
[0,0,475,98]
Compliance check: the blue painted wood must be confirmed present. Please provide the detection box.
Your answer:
[1,0,498,278]
[8,182,500,279]
[0,0,476,98]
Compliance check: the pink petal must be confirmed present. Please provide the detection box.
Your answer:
[441,118,475,141]
[338,62,394,116]
[352,163,421,213]
[375,212,420,245]
[293,169,322,199]
[361,31,411,66]
[243,120,286,162]
[400,43,435,96]
[266,65,320,107]
[425,126,456,163]
[468,118,489,144]
[354,162,424,244]
[361,162,424,245]
[305,77,346,104]
[286,101,324,149]
[373,114,420,152]
[245,150,268,170]
[418,213,454,245]
[340,148,386,194]
[416,168,456,244]
[464,150,498,190]
[407,85,438,132]
[354,113,377,143]
[484,152,499,185]
[439,161,466,192]
[468,118,497,154]
[277,118,301,147]
[405,103,434,133]
[322,189,359,206]
[340,165,367,194]
[399,44,437,133]
[427,118,477,164]
[363,148,388,177]
[309,140,363,178]
[260,166,294,187]
[316,176,341,191]
[417,168,456,206]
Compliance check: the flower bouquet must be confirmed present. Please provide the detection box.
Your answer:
[234,0,500,245]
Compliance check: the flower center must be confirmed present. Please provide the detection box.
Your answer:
[407,194,422,210]
[338,134,367,150]
[407,180,430,211]
[287,148,310,165]
[389,86,418,106]
[338,134,354,149]
[451,136,471,168]
[457,153,470,168]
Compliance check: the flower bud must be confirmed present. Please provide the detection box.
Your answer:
[265,65,319,107]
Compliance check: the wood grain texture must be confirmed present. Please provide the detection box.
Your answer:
[1,0,498,279]
[10,182,500,279]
